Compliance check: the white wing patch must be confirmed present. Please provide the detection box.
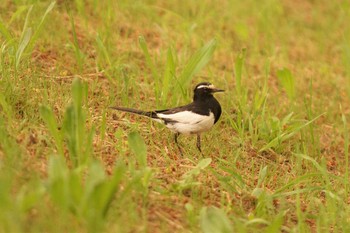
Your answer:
[157,111,215,134]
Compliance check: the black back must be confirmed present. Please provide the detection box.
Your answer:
[156,82,222,124]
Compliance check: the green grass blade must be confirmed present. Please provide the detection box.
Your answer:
[69,12,85,72]
[293,153,333,191]
[96,33,112,67]
[235,48,246,96]
[277,68,295,100]
[245,218,270,226]
[163,47,176,104]
[15,27,31,69]
[100,162,126,217]
[27,1,56,53]
[259,113,324,152]
[257,166,268,187]
[62,78,91,167]
[273,173,322,196]
[139,35,160,104]
[8,5,28,26]
[128,131,147,168]
[0,20,13,42]
[293,153,327,174]
[47,155,70,209]
[20,5,33,43]
[39,105,64,156]
[63,105,78,165]
[176,39,217,94]
[272,187,324,198]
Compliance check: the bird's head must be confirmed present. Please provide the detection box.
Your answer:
[193,82,224,100]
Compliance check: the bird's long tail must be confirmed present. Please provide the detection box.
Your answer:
[110,106,159,119]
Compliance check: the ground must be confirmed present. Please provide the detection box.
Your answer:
[1,0,350,232]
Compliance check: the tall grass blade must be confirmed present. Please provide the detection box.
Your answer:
[277,68,295,100]
[293,153,334,193]
[15,27,31,69]
[139,35,160,104]
[27,1,56,52]
[163,47,176,104]
[20,5,33,42]
[96,33,112,67]
[257,166,268,187]
[273,173,322,196]
[259,113,324,152]
[128,131,147,168]
[69,13,84,72]
[293,153,326,174]
[272,186,323,198]
[234,48,246,96]
[176,39,217,94]
[254,168,269,198]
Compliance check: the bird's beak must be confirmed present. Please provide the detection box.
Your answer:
[211,88,225,93]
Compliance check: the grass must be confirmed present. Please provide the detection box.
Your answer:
[1,0,350,232]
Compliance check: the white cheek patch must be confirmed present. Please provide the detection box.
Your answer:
[196,84,215,90]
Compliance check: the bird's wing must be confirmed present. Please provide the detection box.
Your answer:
[155,103,209,124]
[155,103,194,115]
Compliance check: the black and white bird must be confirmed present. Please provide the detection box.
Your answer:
[110,82,224,155]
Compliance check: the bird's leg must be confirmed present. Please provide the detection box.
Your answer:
[196,134,202,152]
[174,133,183,156]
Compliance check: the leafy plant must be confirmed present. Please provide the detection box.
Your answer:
[40,78,93,167]
[47,155,126,232]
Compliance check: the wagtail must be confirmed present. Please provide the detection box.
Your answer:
[111,82,224,155]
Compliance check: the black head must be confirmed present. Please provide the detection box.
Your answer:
[193,82,224,101]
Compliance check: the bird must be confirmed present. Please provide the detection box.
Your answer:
[110,82,224,155]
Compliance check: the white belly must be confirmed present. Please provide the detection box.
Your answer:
[157,111,215,134]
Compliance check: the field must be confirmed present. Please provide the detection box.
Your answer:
[1,0,350,232]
